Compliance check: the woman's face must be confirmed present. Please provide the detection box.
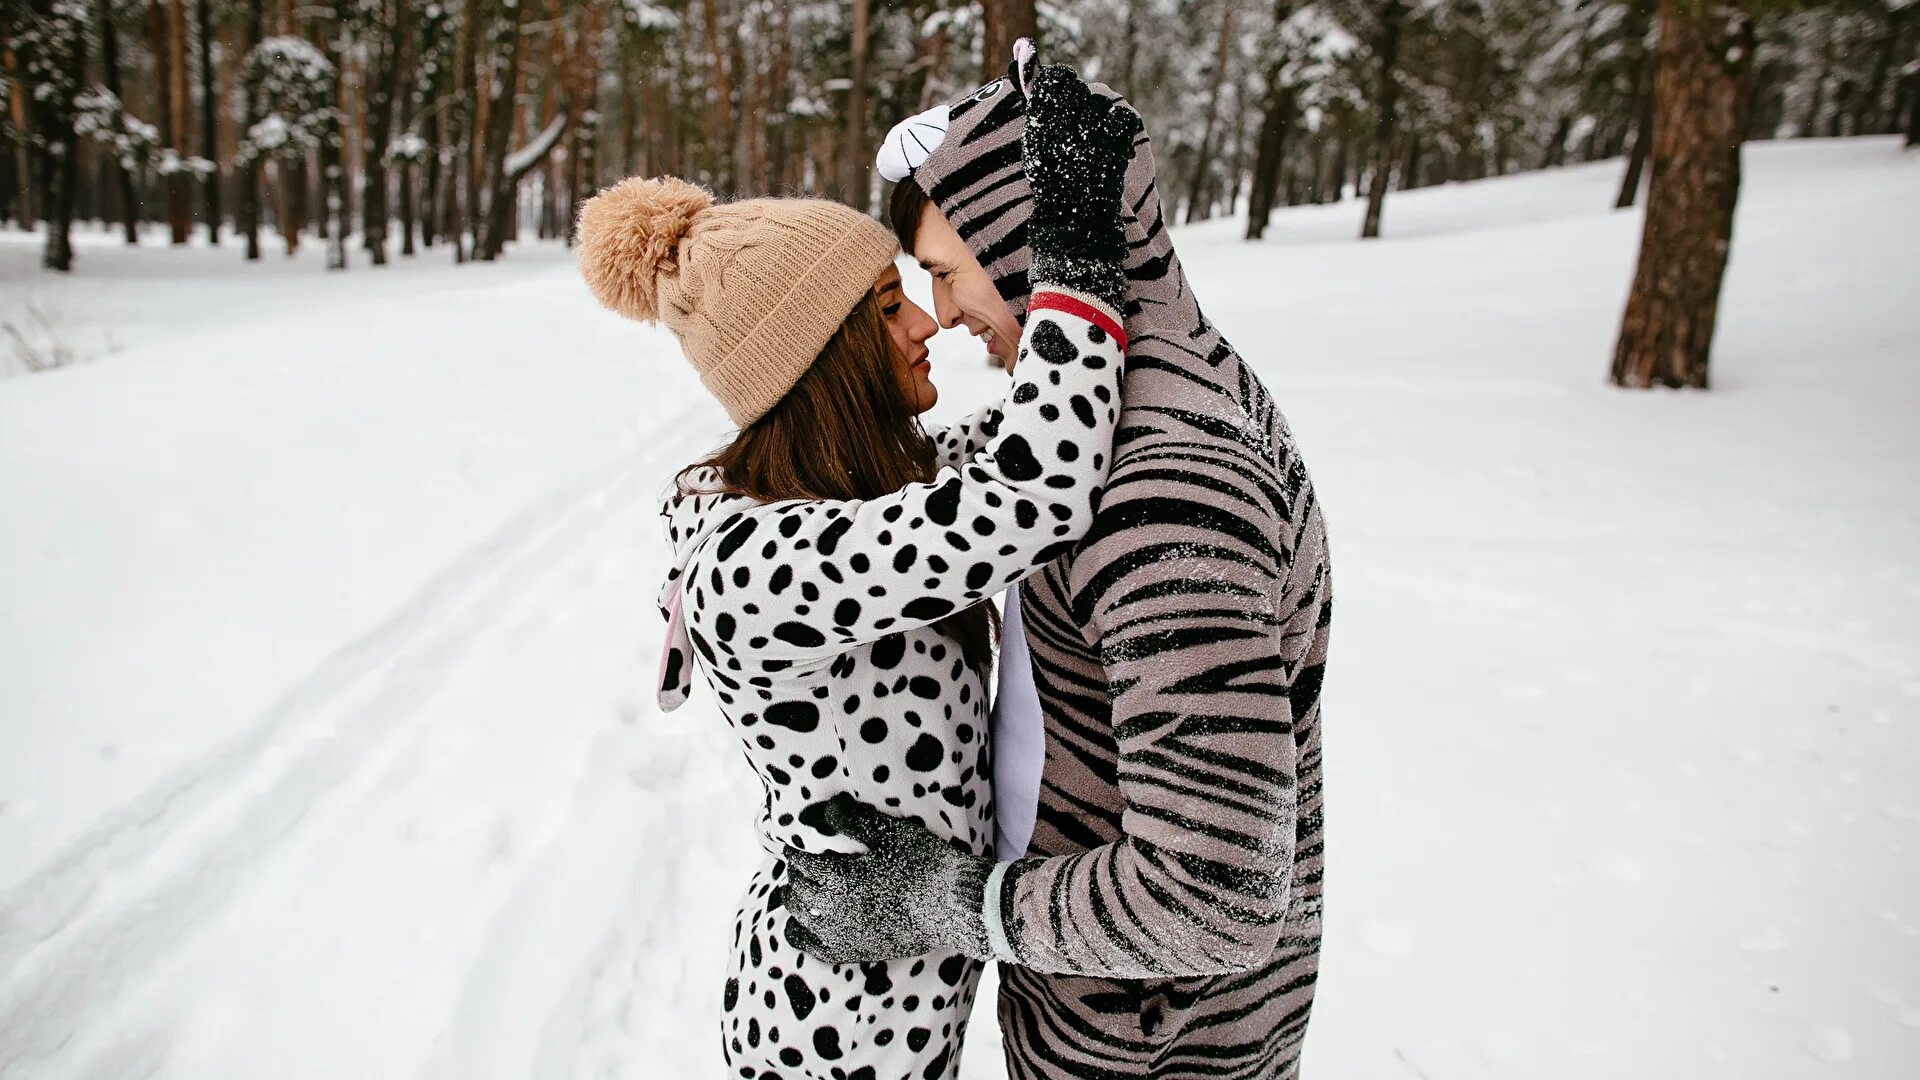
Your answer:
[876,265,940,414]
[911,202,1024,369]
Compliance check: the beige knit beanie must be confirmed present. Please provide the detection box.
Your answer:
[576,176,900,427]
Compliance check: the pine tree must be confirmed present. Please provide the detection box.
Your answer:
[234,34,334,256]
[18,0,89,269]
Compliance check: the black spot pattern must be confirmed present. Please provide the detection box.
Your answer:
[996,435,1043,481]
[1030,320,1081,366]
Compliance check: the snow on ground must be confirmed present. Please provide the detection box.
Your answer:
[1,137,1916,1079]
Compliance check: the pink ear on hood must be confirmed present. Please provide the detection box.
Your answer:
[656,582,694,712]
[1012,37,1038,98]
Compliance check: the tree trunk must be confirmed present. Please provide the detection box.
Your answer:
[362,0,405,266]
[1856,11,1898,135]
[1616,70,1656,209]
[981,0,1038,82]
[1119,0,1142,94]
[477,0,570,261]
[740,2,766,192]
[727,0,750,189]
[30,0,85,269]
[99,0,141,243]
[149,0,191,243]
[238,0,263,257]
[278,159,301,253]
[397,10,418,257]
[458,0,487,259]
[194,0,219,244]
[573,112,596,245]
[1611,0,1755,390]
[1447,28,1485,182]
[1225,78,1249,210]
[422,97,441,248]
[322,3,350,269]
[1828,81,1852,137]
[475,1,524,260]
[3,27,34,231]
[1327,109,1349,202]
[167,0,191,242]
[1542,115,1572,169]
[399,153,416,255]
[1360,1,1406,239]
[842,0,870,210]
[1246,77,1293,240]
[699,0,735,191]
[1801,49,1828,137]
[1905,65,1920,147]
[767,1,791,188]
[1185,0,1239,225]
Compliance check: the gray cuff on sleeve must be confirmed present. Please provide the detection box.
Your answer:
[983,861,1019,963]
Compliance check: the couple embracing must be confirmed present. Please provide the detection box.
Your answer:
[578,51,1331,1080]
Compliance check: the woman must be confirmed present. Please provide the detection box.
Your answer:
[572,70,1139,1080]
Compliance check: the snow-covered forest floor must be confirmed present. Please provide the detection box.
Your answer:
[2,137,1916,1079]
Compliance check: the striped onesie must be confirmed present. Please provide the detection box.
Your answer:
[896,75,1333,1078]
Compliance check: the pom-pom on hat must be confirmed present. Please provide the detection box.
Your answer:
[577,176,900,428]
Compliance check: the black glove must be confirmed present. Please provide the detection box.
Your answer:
[781,794,994,964]
[1023,63,1144,312]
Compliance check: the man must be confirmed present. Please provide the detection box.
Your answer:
[786,55,1331,1078]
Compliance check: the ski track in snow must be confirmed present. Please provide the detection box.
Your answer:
[0,449,661,1074]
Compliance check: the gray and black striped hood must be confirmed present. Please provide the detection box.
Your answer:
[883,73,1263,430]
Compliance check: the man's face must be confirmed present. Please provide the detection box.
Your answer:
[911,201,1024,368]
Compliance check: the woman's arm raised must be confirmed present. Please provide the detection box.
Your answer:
[682,291,1125,665]
[682,67,1142,667]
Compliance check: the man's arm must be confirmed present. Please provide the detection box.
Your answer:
[981,444,1325,976]
[784,438,1330,975]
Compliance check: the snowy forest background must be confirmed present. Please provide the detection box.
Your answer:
[6,0,1918,272]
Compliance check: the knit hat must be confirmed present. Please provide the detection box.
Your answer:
[577,176,900,427]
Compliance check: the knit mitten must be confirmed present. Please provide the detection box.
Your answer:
[782,795,994,963]
[1022,64,1144,312]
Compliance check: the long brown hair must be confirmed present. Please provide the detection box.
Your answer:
[679,290,998,673]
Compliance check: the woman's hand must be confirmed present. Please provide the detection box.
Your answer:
[1023,64,1144,312]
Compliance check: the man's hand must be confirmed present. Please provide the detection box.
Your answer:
[781,795,995,964]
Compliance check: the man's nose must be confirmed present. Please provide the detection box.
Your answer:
[932,287,962,330]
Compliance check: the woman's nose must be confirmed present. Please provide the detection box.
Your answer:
[909,306,937,344]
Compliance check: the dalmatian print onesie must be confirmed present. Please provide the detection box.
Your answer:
[654,287,1127,1080]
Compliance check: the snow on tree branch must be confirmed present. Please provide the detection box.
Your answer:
[504,113,570,181]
